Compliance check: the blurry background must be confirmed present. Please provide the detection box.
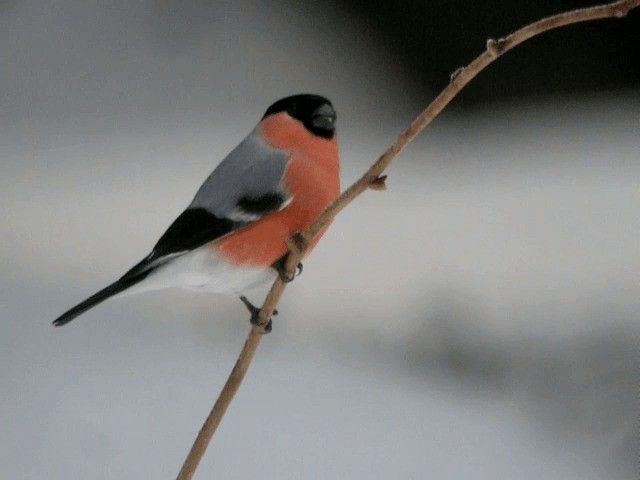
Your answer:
[2,1,638,478]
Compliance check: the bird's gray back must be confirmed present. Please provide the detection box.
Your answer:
[189,129,289,218]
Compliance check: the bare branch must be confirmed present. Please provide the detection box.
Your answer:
[175,1,639,478]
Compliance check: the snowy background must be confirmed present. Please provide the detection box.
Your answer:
[2,2,638,479]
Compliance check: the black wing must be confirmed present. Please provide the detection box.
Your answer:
[91,207,239,283]
[150,208,235,259]
[148,193,288,263]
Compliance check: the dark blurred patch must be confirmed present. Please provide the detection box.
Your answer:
[404,291,638,472]
[520,324,638,471]
[342,0,640,104]
[404,290,512,390]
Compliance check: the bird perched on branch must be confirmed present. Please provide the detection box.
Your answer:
[53,94,340,330]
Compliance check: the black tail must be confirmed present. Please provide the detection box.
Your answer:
[52,257,156,327]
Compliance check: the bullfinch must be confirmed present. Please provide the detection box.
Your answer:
[53,94,340,329]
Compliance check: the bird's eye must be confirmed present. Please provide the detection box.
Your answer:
[320,115,334,123]
[310,113,336,133]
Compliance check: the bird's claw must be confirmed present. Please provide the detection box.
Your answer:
[240,296,275,333]
[280,262,303,283]
[274,255,303,283]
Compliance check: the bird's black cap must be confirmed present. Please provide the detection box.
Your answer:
[263,94,336,139]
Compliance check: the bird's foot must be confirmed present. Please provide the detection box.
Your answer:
[273,254,303,283]
[240,296,276,333]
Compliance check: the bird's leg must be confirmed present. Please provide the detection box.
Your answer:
[239,296,275,333]
[272,254,303,283]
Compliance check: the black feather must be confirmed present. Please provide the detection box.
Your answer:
[151,207,235,259]
[237,192,286,216]
[52,267,152,326]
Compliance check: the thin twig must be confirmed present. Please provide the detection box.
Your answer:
[175,1,639,478]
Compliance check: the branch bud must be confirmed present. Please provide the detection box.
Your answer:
[486,38,506,57]
[368,175,388,191]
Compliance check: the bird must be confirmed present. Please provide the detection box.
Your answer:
[53,94,340,330]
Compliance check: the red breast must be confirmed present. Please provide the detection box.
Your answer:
[213,112,340,267]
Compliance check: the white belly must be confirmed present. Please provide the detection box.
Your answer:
[121,246,277,297]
